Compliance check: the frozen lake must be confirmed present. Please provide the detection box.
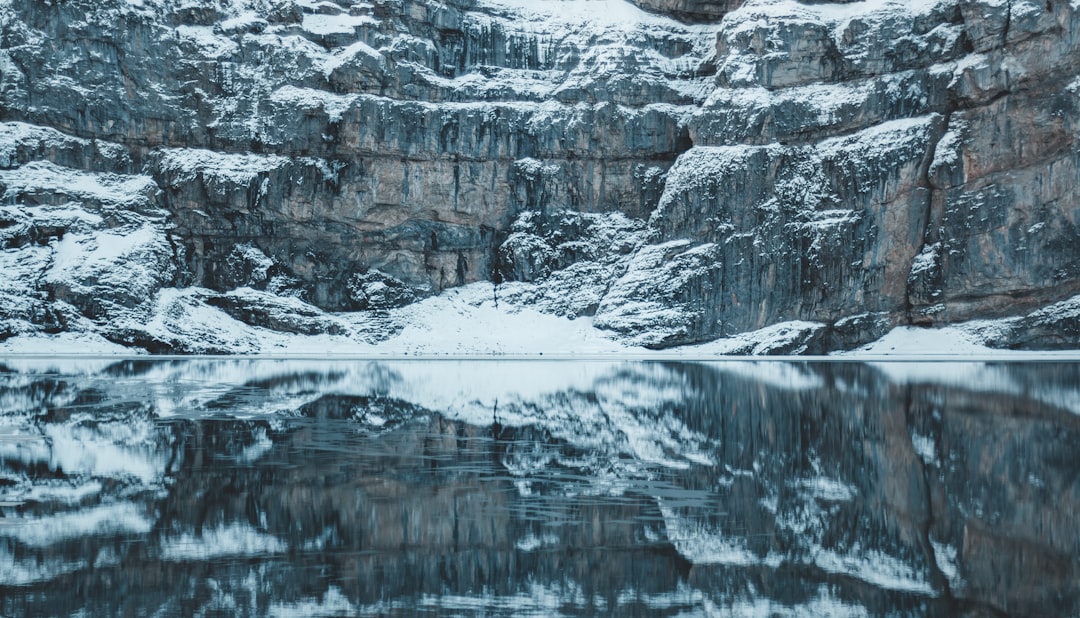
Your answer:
[1,358,1078,616]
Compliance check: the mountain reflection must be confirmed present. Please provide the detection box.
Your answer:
[1,360,1078,616]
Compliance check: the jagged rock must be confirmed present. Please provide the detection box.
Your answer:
[44,226,178,322]
[0,153,179,336]
[599,115,939,347]
[206,288,350,336]
[594,240,721,347]
[496,209,647,317]
[223,243,277,290]
[822,311,894,352]
[107,288,263,354]
[971,295,1080,350]
[628,0,741,23]
[346,270,416,310]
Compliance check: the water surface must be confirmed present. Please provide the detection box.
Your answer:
[1,359,1078,616]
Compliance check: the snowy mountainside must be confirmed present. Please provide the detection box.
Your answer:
[1,0,1079,353]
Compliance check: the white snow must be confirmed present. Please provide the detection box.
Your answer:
[0,122,96,168]
[175,25,239,58]
[218,12,266,33]
[385,285,631,356]
[49,225,161,278]
[844,325,995,356]
[0,161,156,207]
[156,148,290,186]
[5,282,1080,359]
[727,0,950,29]
[683,321,829,357]
[0,332,135,363]
[816,115,937,159]
[301,13,377,36]
[322,40,384,77]
[909,243,941,276]
[479,0,707,31]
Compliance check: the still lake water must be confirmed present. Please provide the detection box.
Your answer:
[0,358,1078,617]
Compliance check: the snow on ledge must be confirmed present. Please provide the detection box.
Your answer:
[3,285,1080,361]
[156,148,290,185]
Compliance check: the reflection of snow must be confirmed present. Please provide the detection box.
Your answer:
[911,433,938,466]
[0,547,87,586]
[711,585,872,618]
[161,522,287,561]
[234,427,274,464]
[813,547,935,596]
[43,419,168,484]
[793,476,857,502]
[931,539,963,591]
[868,360,1080,415]
[0,502,153,547]
[17,359,717,476]
[15,480,103,505]
[269,587,357,617]
[515,532,559,552]
[659,504,760,566]
[0,407,170,489]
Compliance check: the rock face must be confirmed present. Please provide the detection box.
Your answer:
[1,0,1079,351]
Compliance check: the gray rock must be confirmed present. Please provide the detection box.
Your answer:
[206,287,350,336]
[347,270,416,310]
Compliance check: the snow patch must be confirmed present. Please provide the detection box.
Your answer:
[156,148,290,186]
[301,13,377,35]
[0,161,156,207]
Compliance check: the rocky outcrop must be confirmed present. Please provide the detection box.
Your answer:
[593,0,1080,346]
[1,0,1078,351]
[629,0,741,23]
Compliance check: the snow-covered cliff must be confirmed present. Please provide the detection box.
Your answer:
[2,0,1079,353]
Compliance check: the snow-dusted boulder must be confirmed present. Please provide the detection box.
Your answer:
[45,226,177,322]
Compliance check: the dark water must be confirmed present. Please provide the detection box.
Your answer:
[0,359,1078,617]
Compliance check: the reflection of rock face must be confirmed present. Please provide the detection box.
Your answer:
[2,360,1079,616]
[2,1,1080,350]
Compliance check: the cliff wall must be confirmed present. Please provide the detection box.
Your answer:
[1,0,1078,351]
